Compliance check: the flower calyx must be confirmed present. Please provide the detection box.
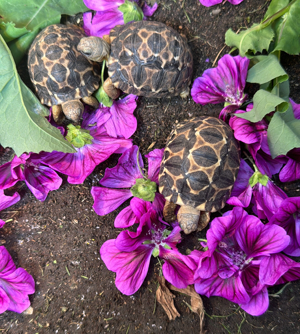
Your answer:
[66,124,94,148]
[130,178,157,202]
[119,0,144,23]
[249,171,268,187]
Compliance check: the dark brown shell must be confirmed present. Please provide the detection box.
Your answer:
[159,116,240,213]
[28,24,101,106]
[107,21,193,97]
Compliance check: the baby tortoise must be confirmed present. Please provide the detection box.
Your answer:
[77,20,193,99]
[159,116,240,234]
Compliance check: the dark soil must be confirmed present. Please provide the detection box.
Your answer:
[1,0,300,333]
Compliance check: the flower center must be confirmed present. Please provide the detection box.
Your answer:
[65,124,94,148]
[224,86,244,106]
[218,241,250,270]
[130,178,157,202]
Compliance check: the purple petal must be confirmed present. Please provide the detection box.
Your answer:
[130,197,152,219]
[100,146,144,188]
[100,240,153,295]
[0,287,10,313]
[240,287,269,316]
[270,197,300,256]
[241,265,264,296]
[195,273,250,305]
[259,253,300,286]
[152,193,165,217]
[254,150,285,178]
[114,205,137,228]
[228,0,244,4]
[145,148,164,184]
[163,225,182,249]
[0,190,20,212]
[115,228,149,252]
[235,215,290,258]
[291,98,300,119]
[160,247,196,288]
[83,10,124,38]
[195,251,219,280]
[199,0,222,7]
[23,165,62,201]
[83,0,124,11]
[0,247,35,313]
[92,187,132,215]
[104,95,138,139]
[229,159,253,197]
[191,55,249,106]
[219,105,239,121]
[252,181,287,220]
[279,151,300,182]
[0,161,23,190]
[227,185,252,207]
[142,2,158,16]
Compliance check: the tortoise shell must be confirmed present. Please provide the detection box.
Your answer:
[28,24,101,106]
[107,21,193,98]
[159,116,240,212]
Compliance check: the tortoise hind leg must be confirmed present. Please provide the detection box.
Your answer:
[103,77,121,100]
[82,96,99,109]
[52,105,65,124]
[163,200,177,222]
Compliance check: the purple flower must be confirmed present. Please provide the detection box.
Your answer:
[199,0,243,7]
[0,190,20,227]
[229,105,286,177]
[83,0,158,38]
[269,197,300,256]
[100,209,196,295]
[92,145,165,228]
[227,159,287,220]
[191,55,249,108]
[193,207,290,316]
[0,246,35,313]
[39,107,133,184]
[0,154,62,202]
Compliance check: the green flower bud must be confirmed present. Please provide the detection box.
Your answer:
[66,124,94,148]
[119,0,144,23]
[130,178,157,202]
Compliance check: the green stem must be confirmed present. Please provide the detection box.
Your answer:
[136,148,146,179]
[101,60,106,85]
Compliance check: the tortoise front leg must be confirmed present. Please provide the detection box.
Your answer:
[82,96,99,109]
[52,104,65,124]
[103,77,121,100]
[197,211,210,232]
[163,200,177,222]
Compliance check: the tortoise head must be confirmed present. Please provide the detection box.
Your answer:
[77,36,110,62]
[61,99,84,123]
[177,205,201,234]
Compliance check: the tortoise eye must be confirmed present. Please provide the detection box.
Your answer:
[81,51,92,56]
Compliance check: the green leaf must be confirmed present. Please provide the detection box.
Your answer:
[272,0,300,55]
[268,105,300,158]
[94,86,113,107]
[0,34,75,156]
[247,54,288,84]
[130,178,157,202]
[225,24,274,57]
[264,0,290,20]
[235,90,289,122]
[0,0,88,55]
[249,171,269,187]
[119,0,144,23]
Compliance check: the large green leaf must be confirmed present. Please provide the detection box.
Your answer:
[272,0,300,55]
[0,34,75,156]
[264,0,290,20]
[225,24,274,57]
[268,105,300,158]
[235,90,289,122]
[247,54,288,84]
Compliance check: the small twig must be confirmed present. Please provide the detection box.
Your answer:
[212,45,227,67]
[248,0,269,14]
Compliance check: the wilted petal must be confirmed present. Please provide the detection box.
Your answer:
[240,287,269,316]
[228,0,244,4]
[92,187,132,215]
[199,0,222,7]
[160,247,196,288]
[100,146,144,188]
[235,215,290,258]
[145,148,164,184]
[0,161,23,190]
[83,10,124,38]
[0,247,35,313]
[23,165,62,201]
[104,95,138,139]
[100,240,153,295]
[191,55,249,106]
[0,190,20,212]
[142,2,158,16]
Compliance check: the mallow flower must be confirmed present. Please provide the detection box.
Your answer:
[199,0,243,7]
[39,105,133,184]
[191,55,249,118]
[0,246,35,313]
[0,153,62,202]
[227,159,287,220]
[100,209,196,295]
[0,190,20,227]
[193,207,293,316]
[229,105,286,177]
[269,197,300,257]
[92,145,165,228]
[83,0,158,38]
